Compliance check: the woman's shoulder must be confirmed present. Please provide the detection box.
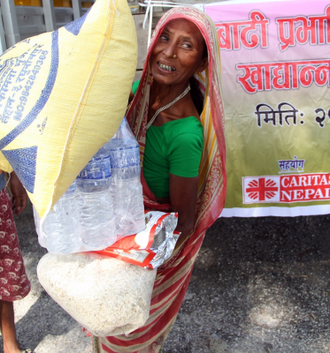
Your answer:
[166,117,204,158]
[161,117,204,148]
[132,79,140,95]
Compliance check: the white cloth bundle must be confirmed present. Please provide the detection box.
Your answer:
[37,252,156,336]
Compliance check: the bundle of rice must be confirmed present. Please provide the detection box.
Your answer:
[37,252,156,336]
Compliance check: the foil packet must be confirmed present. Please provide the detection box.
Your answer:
[96,211,181,268]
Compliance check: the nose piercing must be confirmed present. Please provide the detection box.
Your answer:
[173,54,177,58]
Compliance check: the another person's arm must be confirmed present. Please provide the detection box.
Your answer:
[9,171,27,215]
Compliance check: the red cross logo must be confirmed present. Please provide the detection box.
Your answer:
[246,177,278,201]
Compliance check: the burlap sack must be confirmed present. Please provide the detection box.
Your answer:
[0,0,137,218]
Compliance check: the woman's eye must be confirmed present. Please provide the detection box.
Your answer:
[160,34,169,41]
[182,43,192,49]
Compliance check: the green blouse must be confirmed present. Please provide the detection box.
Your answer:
[132,81,204,198]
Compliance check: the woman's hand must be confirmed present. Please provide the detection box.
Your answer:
[10,171,27,215]
[169,173,199,243]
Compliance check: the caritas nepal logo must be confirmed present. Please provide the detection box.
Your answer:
[243,174,330,204]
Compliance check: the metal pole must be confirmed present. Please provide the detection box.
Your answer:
[72,0,82,20]
[0,7,7,54]
[42,0,56,32]
[0,0,20,48]
[147,4,153,48]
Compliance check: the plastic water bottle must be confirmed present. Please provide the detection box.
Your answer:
[76,147,116,249]
[104,117,145,237]
[33,206,45,248]
[33,181,81,254]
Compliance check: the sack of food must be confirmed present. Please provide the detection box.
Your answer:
[0,0,137,219]
[37,252,156,337]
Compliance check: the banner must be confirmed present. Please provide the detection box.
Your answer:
[205,0,330,217]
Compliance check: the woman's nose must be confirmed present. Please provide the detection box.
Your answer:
[163,43,176,58]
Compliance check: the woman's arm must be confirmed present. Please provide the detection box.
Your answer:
[169,173,199,243]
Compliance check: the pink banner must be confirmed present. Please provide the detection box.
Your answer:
[205,0,330,217]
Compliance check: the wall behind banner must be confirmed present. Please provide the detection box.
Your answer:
[205,0,330,217]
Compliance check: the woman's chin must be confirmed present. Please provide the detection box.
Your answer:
[152,71,175,84]
[153,76,175,86]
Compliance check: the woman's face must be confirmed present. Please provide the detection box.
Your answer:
[150,19,208,87]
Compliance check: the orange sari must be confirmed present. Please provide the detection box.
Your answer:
[94,6,226,353]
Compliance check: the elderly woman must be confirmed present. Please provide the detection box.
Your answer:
[93,6,226,353]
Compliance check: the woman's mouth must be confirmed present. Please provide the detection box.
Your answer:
[158,62,176,72]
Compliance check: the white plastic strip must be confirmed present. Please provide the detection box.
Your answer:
[220,205,330,218]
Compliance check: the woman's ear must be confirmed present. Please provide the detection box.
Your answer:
[197,57,208,74]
